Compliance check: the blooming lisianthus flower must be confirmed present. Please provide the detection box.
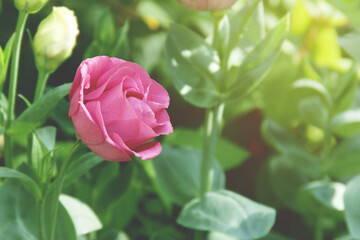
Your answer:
[69,56,173,161]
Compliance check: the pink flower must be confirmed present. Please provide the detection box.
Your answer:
[177,0,236,11]
[69,56,173,161]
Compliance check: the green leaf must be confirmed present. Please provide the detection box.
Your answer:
[292,78,333,107]
[262,119,320,177]
[338,31,360,62]
[94,8,116,46]
[0,34,14,92]
[332,66,357,113]
[0,167,41,200]
[330,110,360,137]
[0,179,76,240]
[226,0,263,56]
[298,96,329,129]
[177,189,276,240]
[165,24,221,108]
[328,0,360,26]
[7,83,71,136]
[163,128,249,170]
[111,21,130,60]
[0,179,37,240]
[141,160,172,214]
[60,194,102,236]
[153,145,225,206]
[83,41,105,59]
[34,126,56,152]
[50,99,76,135]
[208,231,293,240]
[133,32,166,72]
[264,155,310,210]
[259,51,300,127]
[63,152,103,187]
[31,130,52,182]
[344,174,360,239]
[296,181,345,220]
[325,135,360,178]
[0,47,4,86]
[227,15,289,100]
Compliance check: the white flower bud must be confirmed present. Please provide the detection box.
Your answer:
[177,0,236,11]
[15,0,48,14]
[33,7,79,73]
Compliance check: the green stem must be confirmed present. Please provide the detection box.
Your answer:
[49,140,81,240]
[4,11,29,168]
[200,103,225,196]
[315,220,323,240]
[33,70,50,102]
[37,199,44,240]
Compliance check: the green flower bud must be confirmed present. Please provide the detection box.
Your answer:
[15,0,48,14]
[33,6,79,73]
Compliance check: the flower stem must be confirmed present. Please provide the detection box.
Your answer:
[315,220,323,240]
[34,70,50,102]
[200,103,225,196]
[48,140,81,240]
[37,199,44,240]
[4,11,29,168]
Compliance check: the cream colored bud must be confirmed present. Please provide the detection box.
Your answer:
[33,7,79,73]
[15,0,48,14]
[177,0,236,11]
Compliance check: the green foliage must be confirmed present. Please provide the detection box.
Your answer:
[63,152,103,187]
[0,34,14,92]
[330,110,360,137]
[298,96,329,129]
[344,175,360,239]
[59,194,102,236]
[262,119,320,178]
[153,145,225,206]
[165,24,222,108]
[0,167,41,200]
[338,31,360,62]
[1,0,360,239]
[84,9,130,60]
[226,15,289,100]
[178,189,276,240]
[163,127,249,170]
[325,135,360,178]
[7,83,71,136]
[0,179,76,240]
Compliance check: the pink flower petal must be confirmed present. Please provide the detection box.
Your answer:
[146,80,170,107]
[133,141,162,160]
[70,103,105,145]
[87,137,131,162]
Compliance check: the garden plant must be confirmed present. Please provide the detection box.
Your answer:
[0,0,360,240]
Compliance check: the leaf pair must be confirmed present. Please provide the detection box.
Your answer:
[153,145,275,239]
[165,2,288,108]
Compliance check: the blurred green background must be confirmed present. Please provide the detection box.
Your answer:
[1,0,360,239]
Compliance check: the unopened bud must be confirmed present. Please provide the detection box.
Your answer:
[33,7,79,73]
[177,0,236,11]
[15,0,48,14]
